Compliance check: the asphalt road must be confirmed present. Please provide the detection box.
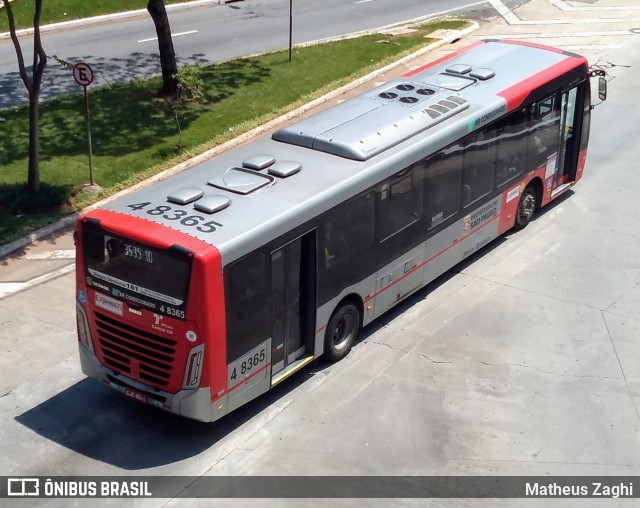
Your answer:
[0,0,524,109]
[1,0,640,506]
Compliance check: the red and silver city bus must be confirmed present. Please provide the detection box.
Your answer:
[75,40,604,421]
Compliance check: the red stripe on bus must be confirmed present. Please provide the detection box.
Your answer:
[498,57,587,111]
[496,39,568,54]
[226,362,272,394]
[364,214,500,303]
[316,325,327,335]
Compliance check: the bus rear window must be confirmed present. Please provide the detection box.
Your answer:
[82,222,192,318]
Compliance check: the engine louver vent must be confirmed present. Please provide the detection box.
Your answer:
[94,311,178,389]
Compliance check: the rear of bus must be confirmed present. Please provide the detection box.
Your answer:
[75,209,227,422]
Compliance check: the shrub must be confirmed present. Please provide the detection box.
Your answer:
[0,183,71,214]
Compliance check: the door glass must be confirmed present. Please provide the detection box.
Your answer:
[271,249,286,373]
[562,88,577,143]
[271,234,314,374]
[286,239,303,363]
[556,87,579,184]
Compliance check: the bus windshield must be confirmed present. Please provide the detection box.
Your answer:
[82,222,192,318]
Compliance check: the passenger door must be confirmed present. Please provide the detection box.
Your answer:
[270,231,316,376]
[553,86,580,192]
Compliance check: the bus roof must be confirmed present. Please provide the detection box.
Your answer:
[103,40,588,265]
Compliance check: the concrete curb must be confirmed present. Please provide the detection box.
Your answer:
[0,0,235,40]
[0,22,479,259]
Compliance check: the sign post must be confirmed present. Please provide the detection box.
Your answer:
[288,0,293,62]
[72,62,96,186]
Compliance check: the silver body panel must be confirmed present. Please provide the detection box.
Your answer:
[103,41,571,267]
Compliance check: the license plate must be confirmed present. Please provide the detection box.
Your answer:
[124,388,148,404]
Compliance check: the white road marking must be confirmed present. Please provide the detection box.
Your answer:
[138,30,198,43]
[486,30,633,38]
[563,44,621,50]
[489,0,520,24]
[355,0,375,4]
[24,249,76,260]
[548,0,640,12]
[489,0,640,24]
[0,264,75,300]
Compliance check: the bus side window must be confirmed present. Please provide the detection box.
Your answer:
[426,147,462,229]
[496,107,528,187]
[228,253,268,320]
[322,192,374,270]
[226,251,271,362]
[529,94,561,169]
[463,128,495,208]
[378,173,423,242]
[536,96,554,118]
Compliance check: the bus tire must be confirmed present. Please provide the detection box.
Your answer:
[513,185,537,230]
[324,302,360,363]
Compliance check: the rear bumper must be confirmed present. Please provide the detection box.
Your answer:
[79,343,218,422]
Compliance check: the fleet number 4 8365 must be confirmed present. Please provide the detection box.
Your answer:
[160,306,185,319]
[230,349,266,382]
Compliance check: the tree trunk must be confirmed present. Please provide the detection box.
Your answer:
[147,0,178,98]
[27,93,41,193]
[3,0,47,193]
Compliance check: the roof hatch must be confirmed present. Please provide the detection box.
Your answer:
[208,168,274,195]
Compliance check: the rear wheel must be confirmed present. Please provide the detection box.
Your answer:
[513,185,537,230]
[323,302,360,363]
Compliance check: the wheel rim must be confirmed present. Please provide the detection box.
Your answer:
[332,313,354,351]
[519,192,536,221]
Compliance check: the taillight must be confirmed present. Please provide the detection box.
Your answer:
[76,303,94,352]
[182,345,204,389]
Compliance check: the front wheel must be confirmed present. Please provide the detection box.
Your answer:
[323,302,360,363]
[513,185,537,230]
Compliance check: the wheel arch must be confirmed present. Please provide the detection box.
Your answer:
[333,293,364,328]
[320,292,364,362]
[527,176,544,208]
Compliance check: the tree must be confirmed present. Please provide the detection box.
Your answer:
[171,65,205,150]
[147,0,178,98]
[3,0,47,193]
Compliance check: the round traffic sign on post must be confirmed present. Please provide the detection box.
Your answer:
[73,62,96,187]
[73,62,94,88]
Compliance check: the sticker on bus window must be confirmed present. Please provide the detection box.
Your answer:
[95,293,123,316]
[463,215,471,233]
[545,153,557,179]
[431,211,444,227]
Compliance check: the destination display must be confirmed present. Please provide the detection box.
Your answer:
[82,223,191,319]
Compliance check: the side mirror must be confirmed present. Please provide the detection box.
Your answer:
[598,76,607,102]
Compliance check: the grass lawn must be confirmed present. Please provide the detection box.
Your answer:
[0,19,469,245]
[0,0,187,31]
